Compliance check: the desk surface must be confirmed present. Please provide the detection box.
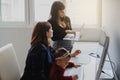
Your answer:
[64,42,98,80]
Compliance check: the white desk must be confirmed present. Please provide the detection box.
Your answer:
[100,57,114,80]
[64,42,98,80]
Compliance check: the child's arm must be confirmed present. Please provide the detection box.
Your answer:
[60,75,72,80]
[70,50,81,57]
[66,62,75,68]
[60,75,78,80]
[66,62,81,68]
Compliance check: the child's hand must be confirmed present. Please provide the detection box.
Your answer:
[74,65,81,68]
[74,50,81,55]
[71,50,81,57]
[72,75,78,80]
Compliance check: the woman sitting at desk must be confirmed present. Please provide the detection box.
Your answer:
[21,22,80,80]
[48,1,76,52]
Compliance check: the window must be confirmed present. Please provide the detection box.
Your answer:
[66,0,100,28]
[0,0,101,27]
[0,0,25,22]
[34,0,63,21]
[0,0,65,26]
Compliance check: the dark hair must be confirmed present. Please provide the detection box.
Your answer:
[54,48,70,59]
[50,1,65,21]
[31,22,51,46]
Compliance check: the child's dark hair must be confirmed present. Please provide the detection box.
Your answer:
[54,48,70,60]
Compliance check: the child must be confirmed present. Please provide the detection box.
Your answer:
[49,48,80,80]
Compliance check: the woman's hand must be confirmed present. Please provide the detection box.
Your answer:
[65,30,76,34]
[74,65,81,68]
[72,75,78,80]
[70,50,81,57]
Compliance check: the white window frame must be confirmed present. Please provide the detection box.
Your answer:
[0,0,31,27]
[0,0,101,28]
[0,0,1,21]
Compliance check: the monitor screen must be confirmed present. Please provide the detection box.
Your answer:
[95,36,109,80]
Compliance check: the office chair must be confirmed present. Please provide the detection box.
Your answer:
[0,43,21,80]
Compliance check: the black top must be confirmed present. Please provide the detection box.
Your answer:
[48,16,72,41]
[20,44,55,80]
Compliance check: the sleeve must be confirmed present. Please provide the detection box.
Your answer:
[66,62,75,68]
[59,62,74,80]
[59,76,72,80]
[30,46,48,80]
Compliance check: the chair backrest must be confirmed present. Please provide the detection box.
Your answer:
[0,43,21,80]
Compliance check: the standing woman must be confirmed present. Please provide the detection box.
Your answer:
[20,22,54,80]
[48,1,75,52]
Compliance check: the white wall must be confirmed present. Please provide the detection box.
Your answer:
[0,27,101,74]
[102,0,120,79]
[0,27,33,73]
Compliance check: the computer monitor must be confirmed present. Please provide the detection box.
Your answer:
[95,36,109,80]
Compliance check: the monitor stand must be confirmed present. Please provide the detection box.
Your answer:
[100,69,114,80]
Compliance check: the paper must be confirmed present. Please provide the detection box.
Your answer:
[74,32,81,41]
[64,66,84,80]
[63,32,81,41]
[63,34,75,40]
[70,54,91,65]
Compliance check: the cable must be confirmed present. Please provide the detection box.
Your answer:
[107,52,119,80]
[101,70,112,77]
[89,53,100,58]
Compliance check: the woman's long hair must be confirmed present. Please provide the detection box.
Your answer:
[50,1,65,21]
[31,22,51,46]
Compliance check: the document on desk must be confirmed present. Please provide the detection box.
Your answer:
[63,32,81,41]
[70,54,91,65]
[64,66,84,80]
